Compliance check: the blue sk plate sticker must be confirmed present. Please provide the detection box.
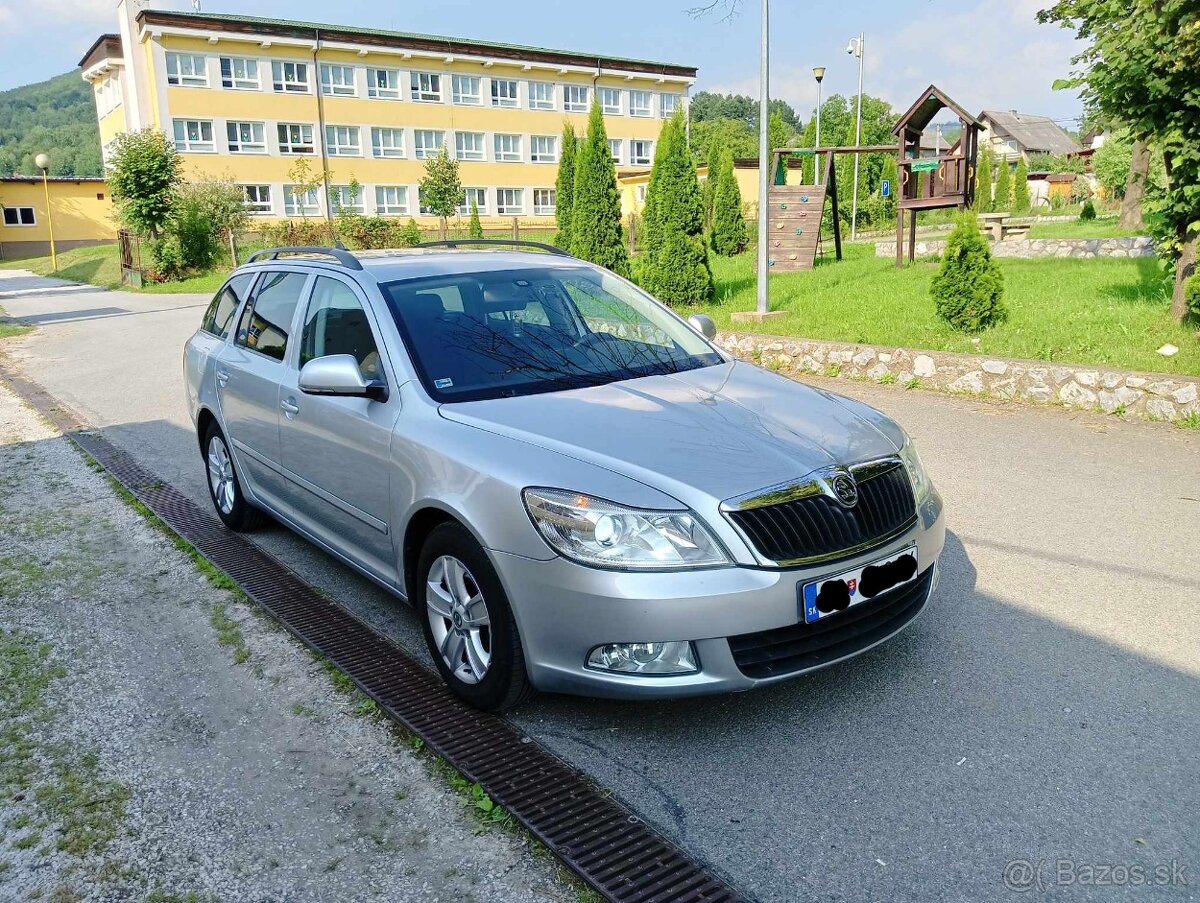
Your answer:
[800,545,919,624]
[433,378,454,389]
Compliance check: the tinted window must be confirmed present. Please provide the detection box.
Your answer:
[379,266,721,403]
[201,273,255,338]
[236,271,308,360]
[300,277,383,380]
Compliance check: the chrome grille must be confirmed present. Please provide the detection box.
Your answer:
[726,462,916,565]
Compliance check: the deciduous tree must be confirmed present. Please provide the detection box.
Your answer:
[106,128,180,239]
[418,146,461,235]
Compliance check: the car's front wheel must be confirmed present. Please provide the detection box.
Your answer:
[417,522,533,711]
[203,421,265,532]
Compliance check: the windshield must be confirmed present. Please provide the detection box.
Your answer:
[379,265,723,402]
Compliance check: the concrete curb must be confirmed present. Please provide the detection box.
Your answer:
[716,332,1200,424]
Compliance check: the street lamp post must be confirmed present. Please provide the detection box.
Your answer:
[812,66,825,184]
[755,0,770,316]
[34,153,57,272]
[846,33,865,242]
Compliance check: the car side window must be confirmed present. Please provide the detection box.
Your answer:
[235,271,308,361]
[300,277,384,381]
[201,273,254,338]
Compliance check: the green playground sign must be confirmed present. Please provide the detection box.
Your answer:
[910,160,939,173]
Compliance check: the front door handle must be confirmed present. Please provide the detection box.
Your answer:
[215,368,230,387]
[280,397,300,419]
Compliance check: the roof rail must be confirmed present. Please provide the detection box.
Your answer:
[414,239,572,257]
[243,246,364,270]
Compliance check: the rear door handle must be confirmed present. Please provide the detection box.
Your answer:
[215,368,230,387]
[280,397,300,419]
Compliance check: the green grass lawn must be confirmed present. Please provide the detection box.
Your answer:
[699,243,1200,377]
[1025,220,1143,240]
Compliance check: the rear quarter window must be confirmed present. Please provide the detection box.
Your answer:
[201,273,255,339]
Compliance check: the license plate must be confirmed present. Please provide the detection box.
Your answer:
[800,545,919,624]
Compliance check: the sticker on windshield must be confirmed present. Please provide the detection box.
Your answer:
[434,378,454,389]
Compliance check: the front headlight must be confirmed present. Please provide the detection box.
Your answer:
[523,488,731,570]
[899,438,932,502]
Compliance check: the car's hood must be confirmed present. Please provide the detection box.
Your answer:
[439,361,901,503]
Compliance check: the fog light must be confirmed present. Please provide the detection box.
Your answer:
[586,641,698,675]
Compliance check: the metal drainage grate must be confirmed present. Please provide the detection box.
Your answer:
[0,365,748,903]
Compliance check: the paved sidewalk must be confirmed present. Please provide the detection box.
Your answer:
[0,380,574,902]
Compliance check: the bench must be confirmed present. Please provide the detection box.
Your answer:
[977,213,1031,242]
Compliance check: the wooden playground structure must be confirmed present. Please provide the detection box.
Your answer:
[765,85,983,272]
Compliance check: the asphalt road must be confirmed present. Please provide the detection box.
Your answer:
[2,269,1197,902]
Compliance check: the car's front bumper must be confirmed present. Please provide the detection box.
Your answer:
[491,488,945,699]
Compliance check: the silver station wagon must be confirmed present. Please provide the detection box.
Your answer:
[184,243,945,710]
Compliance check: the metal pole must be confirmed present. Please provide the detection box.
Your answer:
[850,33,864,242]
[814,82,822,183]
[755,0,770,315]
[41,168,58,272]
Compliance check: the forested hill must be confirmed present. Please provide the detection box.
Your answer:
[0,70,102,178]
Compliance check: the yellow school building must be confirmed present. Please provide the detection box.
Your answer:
[0,177,116,260]
[81,4,697,227]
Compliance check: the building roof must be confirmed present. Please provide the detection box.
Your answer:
[78,34,122,71]
[893,85,983,136]
[137,10,697,79]
[979,110,1081,155]
[1,176,107,184]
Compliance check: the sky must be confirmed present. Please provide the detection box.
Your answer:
[0,0,1084,126]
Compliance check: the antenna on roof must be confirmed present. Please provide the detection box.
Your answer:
[191,0,202,11]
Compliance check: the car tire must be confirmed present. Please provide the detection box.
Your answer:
[202,420,265,532]
[417,522,534,711]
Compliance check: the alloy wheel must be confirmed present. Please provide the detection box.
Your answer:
[206,435,237,515]
[426,555,492,684]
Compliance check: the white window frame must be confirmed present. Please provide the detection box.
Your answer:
[324,125,361,157]
[330,184,364,214]
[414,130,444,159]
[496,188,524,215]
[410,71,442,102]
[459,187,488,217]
[530,135,558,163]
[659,93,680,118]
[241,185,272,215]
[283,185,321,217]
[271,60,310,94]
[220,56,260,91]
[630,139,653,166]
[366,67,402,99]
[494,133,522,163]
[455,131,485,161]
[370,127,405,158]
[374,185,409,216]
[491,78,519,108]
[172,118,215,153]
[529,81,555,111]
[533,188,556,216]
[629,90,652,117]
[166,52,207,88]
[608,139,623,165]
[452,75,481,105]
[227,121,266,154]
[563,84,589,113]
[320,64,356,97]
[277,122,316,155]
[598,87,622,115]
[2,206,36,227]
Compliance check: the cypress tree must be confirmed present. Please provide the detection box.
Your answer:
[570,102,630,276]
[554,123,577,250]
[635,110,712,304]
[975,147,994,213]
[931,212,1007,332]
[994,158,1012,212]
[710,147,747,256]
[1012,157,1031,214]
[703,138,723,230]
[468,199,484,239]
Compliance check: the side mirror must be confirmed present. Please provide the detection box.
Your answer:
[298,354,388,402]
[687,313,717,341]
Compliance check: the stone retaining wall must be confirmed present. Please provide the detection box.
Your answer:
[874,236,1155,260]
[716,332,1200,423]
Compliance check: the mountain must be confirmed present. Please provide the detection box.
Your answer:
[0,70,103,178]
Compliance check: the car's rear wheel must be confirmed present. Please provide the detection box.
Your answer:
[203,421,265,532]
[417,522,533,711]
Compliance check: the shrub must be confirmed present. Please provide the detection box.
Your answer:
[468,200,484,239]
[1079,199,1097,221]
[643,229,713,306]
[930,214,1007,332]
[169,189,220,271]
[147,235,185,282]
[263,219,331,247]
[709,147,747,256]
[570,102,629,276]
[335,216,422,250]
[1185,274,1200,320]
